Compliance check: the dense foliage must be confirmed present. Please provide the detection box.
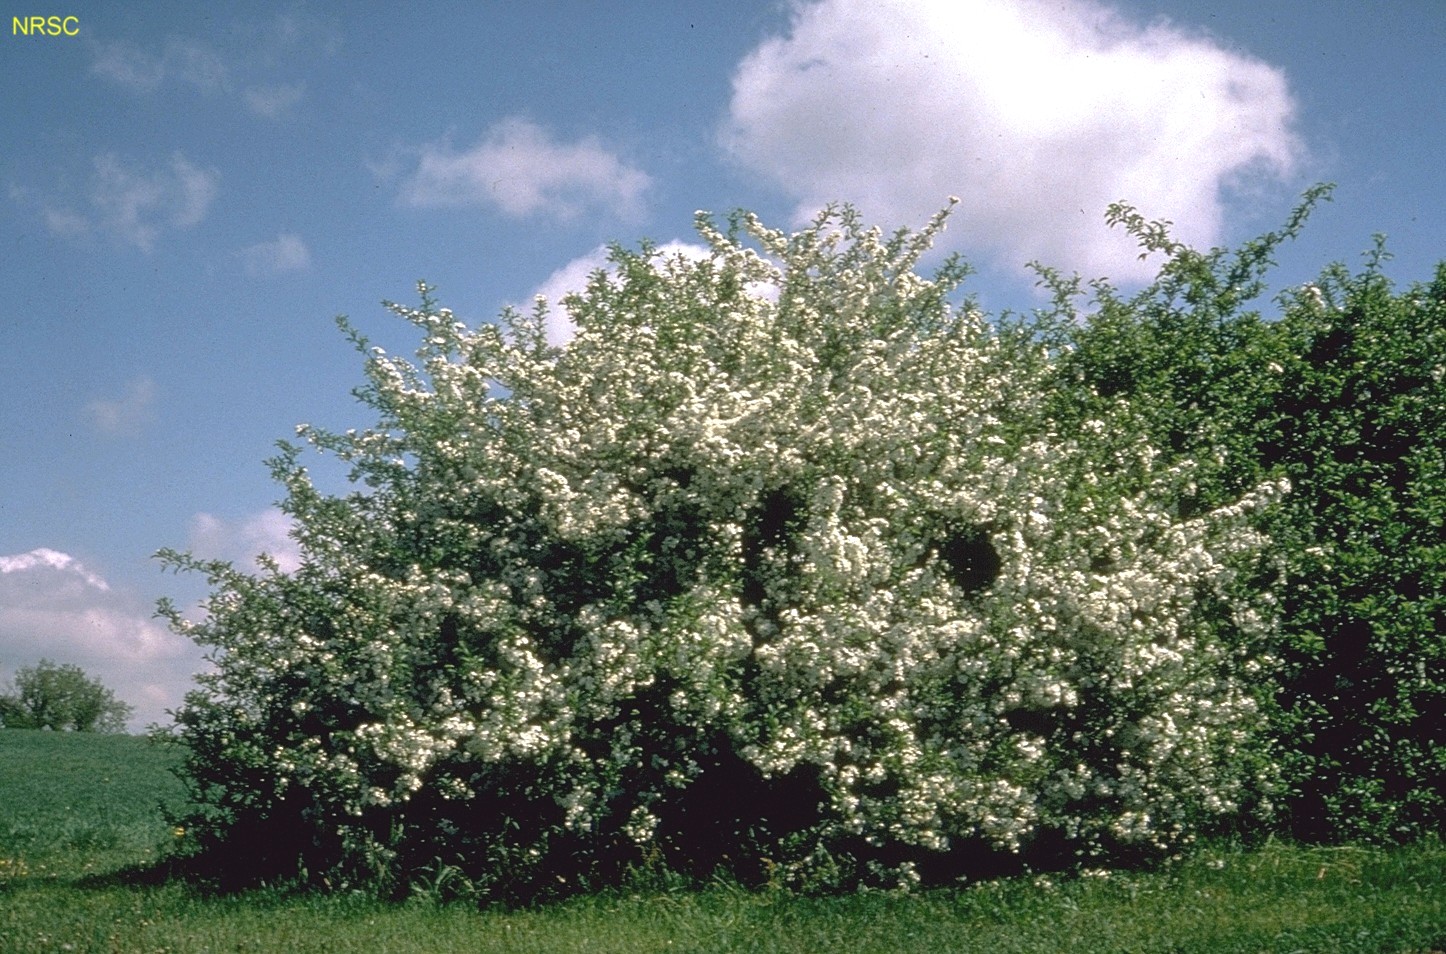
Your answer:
[159,205,1288,898]
[1034,188,1446,842]
[0,659,133,733]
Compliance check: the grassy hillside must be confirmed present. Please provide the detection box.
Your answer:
[1,728,1443,953]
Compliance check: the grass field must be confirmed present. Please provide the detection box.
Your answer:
[1,729,1443,953]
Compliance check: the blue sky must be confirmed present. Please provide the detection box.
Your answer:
[2,0,1443,729]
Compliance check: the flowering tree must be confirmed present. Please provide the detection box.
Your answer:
[159,205,1284,898]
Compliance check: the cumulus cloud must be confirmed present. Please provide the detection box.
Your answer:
[85,376,156,437]
[527,246,611,346]
[0,548,109,590]
[239,232,311,275]
[722,0,1305,281]
[399,118,652,223]
[35,151,219,252]
[0,548,201,730]
[526,240,711,346]
[186,508,302,574]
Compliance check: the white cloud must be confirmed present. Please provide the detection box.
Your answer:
[38,152,219,251]
[165,38,230,93]
[87,38,166,91]
[186,508,302,574]
[41,206,91,239]
[85,376,156,437]
[88,17,330,118]
[527,241,711,346]
[0,548,109,590]
[247,10,343,64]
[243,82,305,119]
[399,117,652,223]
[722,0,1305,281]
[240,233,311,275]
[528,246,611,346]
[88,36,230,95]
[0,548,201,730]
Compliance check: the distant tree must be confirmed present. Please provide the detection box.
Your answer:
[0,659,134,733]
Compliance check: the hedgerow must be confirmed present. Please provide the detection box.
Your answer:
[1035,188,1446,843]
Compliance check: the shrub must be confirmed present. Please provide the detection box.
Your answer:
[1035,189,1446,843]
[158,205,1284,898]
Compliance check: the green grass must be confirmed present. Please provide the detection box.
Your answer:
[2,729,1443,953]
[0,728,186,880]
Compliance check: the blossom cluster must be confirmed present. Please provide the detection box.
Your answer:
[162,204,1284,894]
